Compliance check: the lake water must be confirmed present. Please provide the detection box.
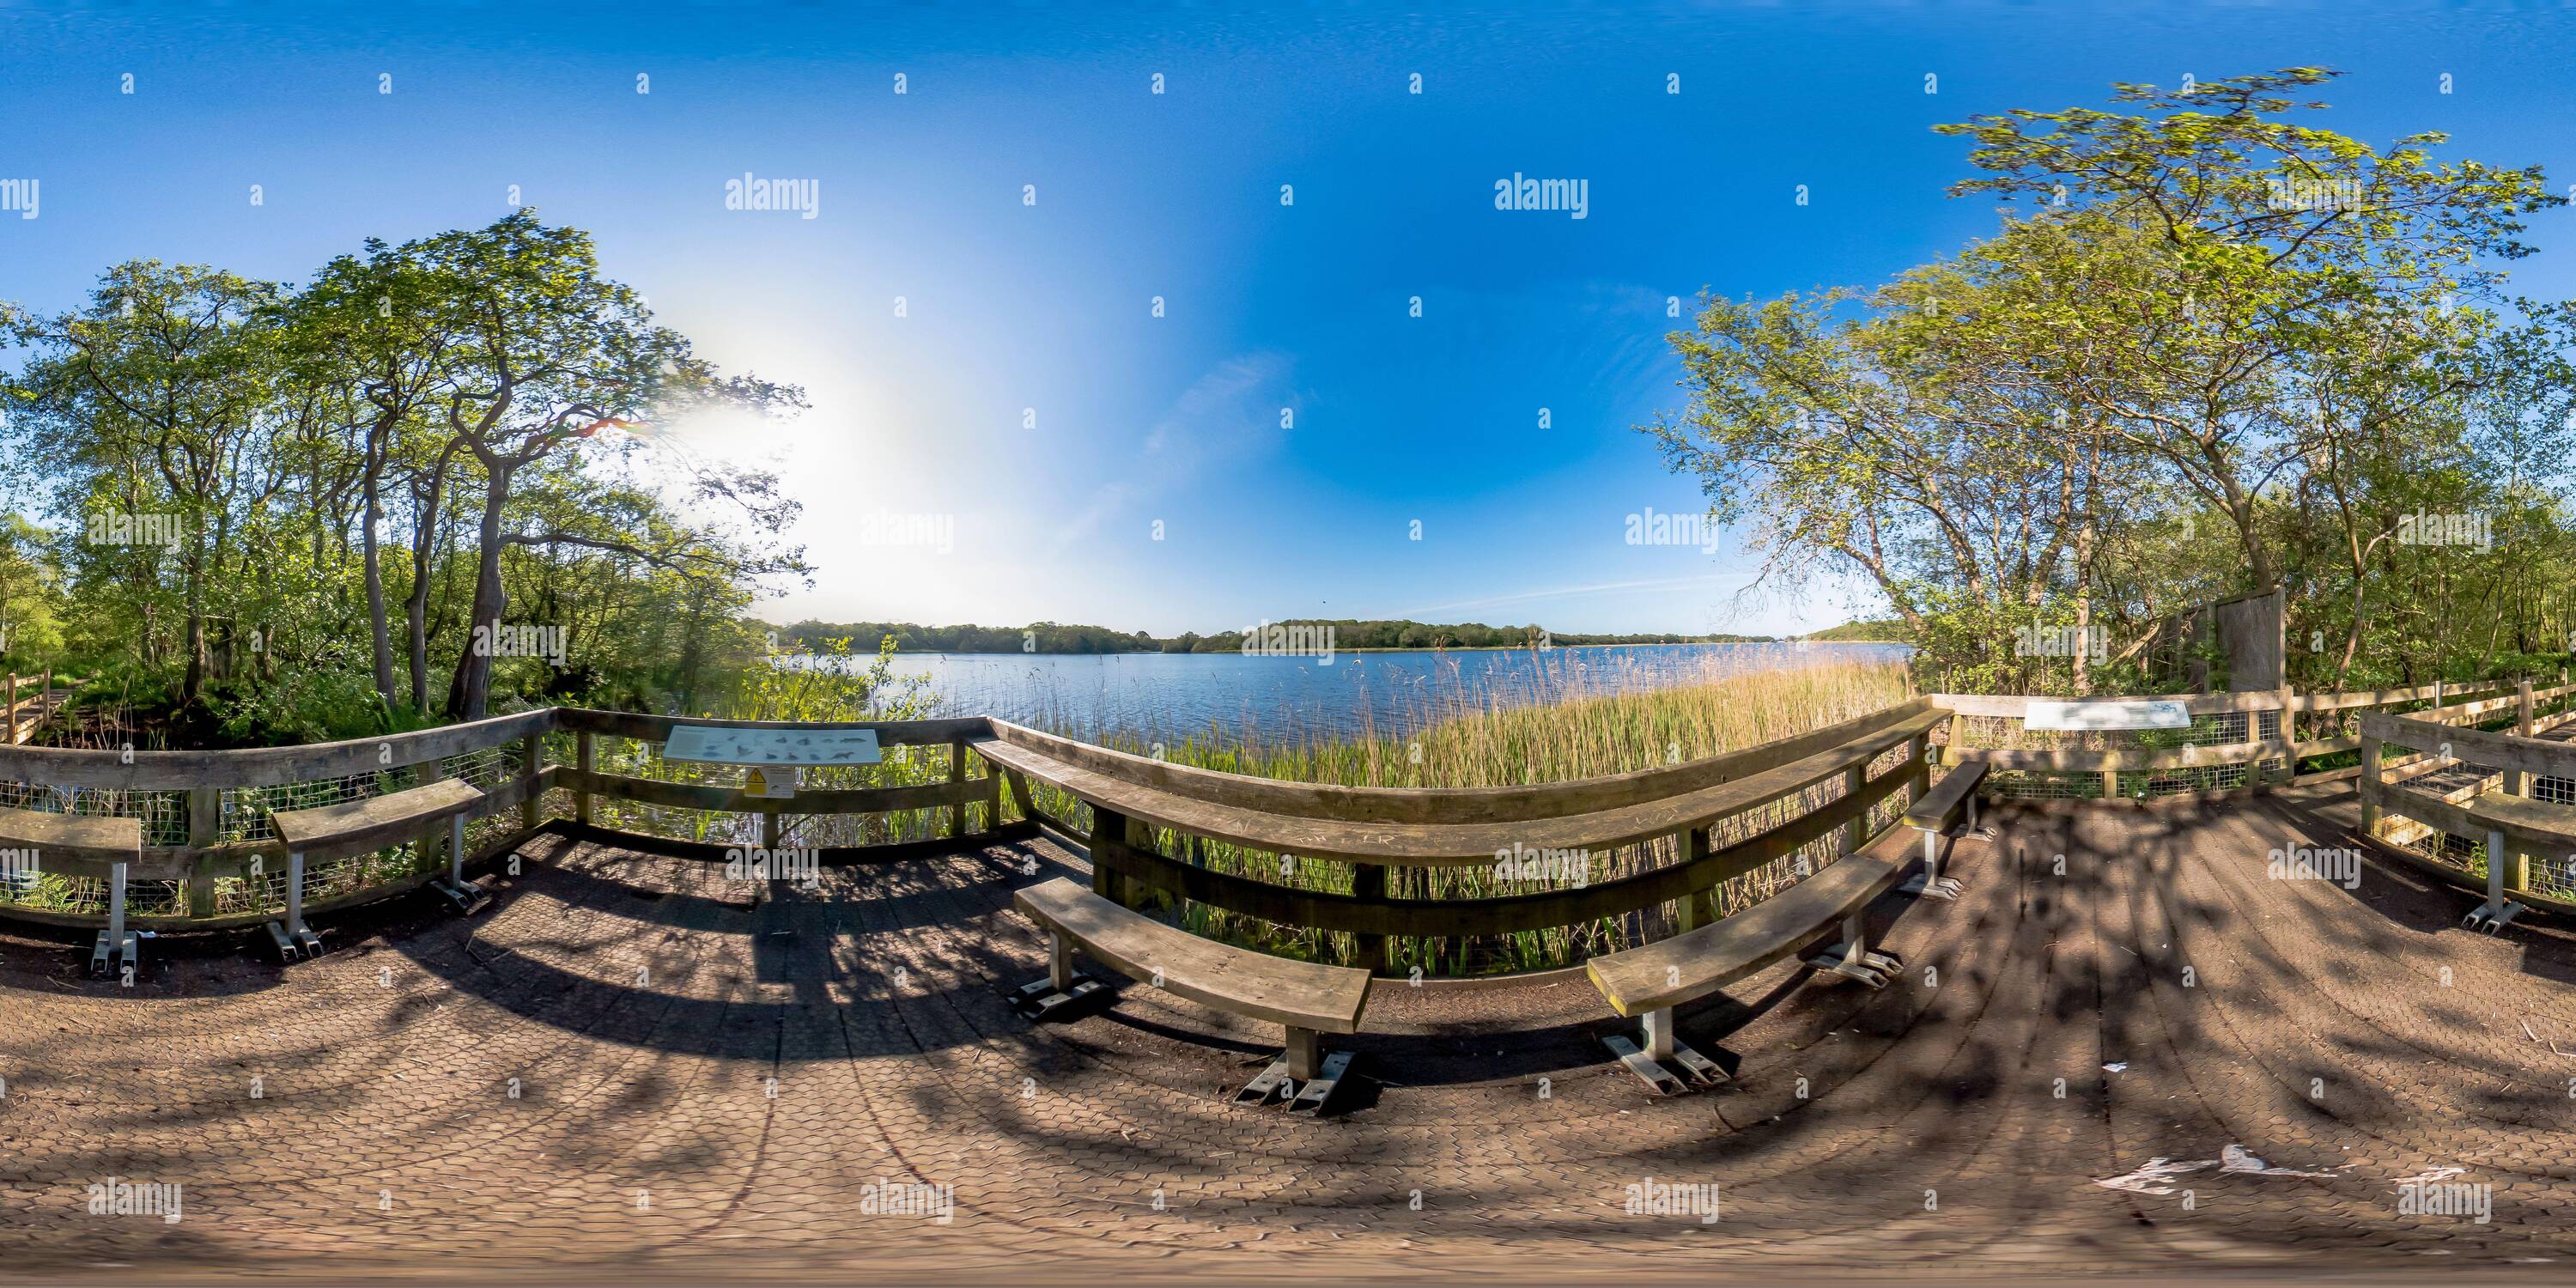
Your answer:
[883,641,1913,745]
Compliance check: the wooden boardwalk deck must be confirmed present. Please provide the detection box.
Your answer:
[3,789,2573,1283]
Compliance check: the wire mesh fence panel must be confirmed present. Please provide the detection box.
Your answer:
[590,798,762,848]
[1985,769,2102,800]
[4,872,109,914]
[440,744,520,792]
[0,781,188,846]
[130,878,186,917]
[2131,761,2257,798]
[303,845,426,902]
[2529,854,2576,902]
[223,769,426,845]
[210,866,291,917]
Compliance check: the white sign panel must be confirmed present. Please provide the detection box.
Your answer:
[2021,700,2191,732]
[661,726,884,766]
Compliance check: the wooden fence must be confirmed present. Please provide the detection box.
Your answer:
[3,677,2568,959]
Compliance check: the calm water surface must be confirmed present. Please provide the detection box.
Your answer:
[878,642,1912,745]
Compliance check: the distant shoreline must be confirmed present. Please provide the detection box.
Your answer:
[876,640,1914,657]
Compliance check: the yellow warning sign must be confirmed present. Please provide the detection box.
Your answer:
[744,768,796,799]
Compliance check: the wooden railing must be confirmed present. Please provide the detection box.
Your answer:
[2357,697,2576,913]
[0,701,1947,968]
[979,701,1941,960]
[3,677,2567,947]
[3,670,79,744]
[1931,677,2576,798]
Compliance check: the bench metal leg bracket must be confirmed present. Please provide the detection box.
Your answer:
[1903,829,1966,900]
[1603,1034,1692,1095]
[91,931,140,978]
[431,817,489,915]
[1604,1004,1731,1095]
[1232,1048,1357,1113]
[1806,916,1901,987]
[431,875,492,916]
[2464,899,2524,935]
[1285,1050,1355,1115]
[265,920,302,963]
[1234,1054,1297,1104]
[1011,972,1107,1022]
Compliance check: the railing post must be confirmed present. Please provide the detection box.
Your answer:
[1674,827,1710,932]
[1907,731,1931,807]
[2358,733,2383,837]
[574,730,595,826]
[1091,805,1133,908]
[1351,862,1390,974]
[2274,686,2298,787]
[2100,749,2121,800]
[3,673,15,739]
[419,756,450,875]
[519,733,542,832]
[948,738,968,838]
[1841,761,1869,858]
[185,786,219,917]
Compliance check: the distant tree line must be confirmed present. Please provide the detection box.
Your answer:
[768,618,1776,655]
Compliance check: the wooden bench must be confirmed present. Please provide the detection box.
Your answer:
[1899,760,1988,901]
[0,805,145,977]
[266,777,484,960]
[1584,851,1911,1093]
[1012,876,1375,1113]
[2457,791,2576,933]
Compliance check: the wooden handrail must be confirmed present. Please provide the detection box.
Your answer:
[0,708,558,790]
[1,677,2562,936]
[985,698,1937,825]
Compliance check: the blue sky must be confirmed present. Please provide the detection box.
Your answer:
[4,3,2573,636]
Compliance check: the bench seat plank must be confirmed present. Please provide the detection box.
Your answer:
[1904,762,1988,830]
[0,806,144,866]
[270,778,483,859]
[1015,877,1371,1034]
[2464,792,2576,850]
[975,708,1945,867]
[1586,854,1907,1017]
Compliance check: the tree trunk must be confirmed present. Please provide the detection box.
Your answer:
[446,464,513,720]
[407,456,453,713]
[361,468,397,708]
